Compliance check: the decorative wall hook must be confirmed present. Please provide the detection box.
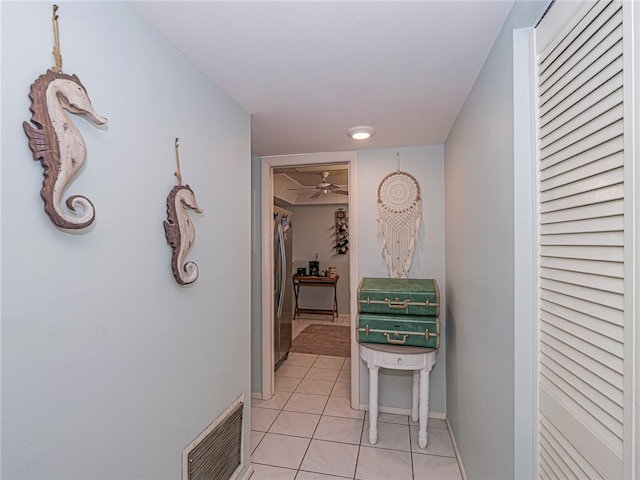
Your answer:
[164,138,204,285]
[174,137,183,186]
[51,4,62,72]
[23,4,107,230]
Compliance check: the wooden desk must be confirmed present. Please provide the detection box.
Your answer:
[359,342,436,449]
[292,275,339,322]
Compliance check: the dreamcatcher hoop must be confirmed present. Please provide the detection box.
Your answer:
[377,170,421,278]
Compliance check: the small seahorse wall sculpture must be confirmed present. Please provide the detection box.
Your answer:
[164,139,204,285]
[23,5,107,230]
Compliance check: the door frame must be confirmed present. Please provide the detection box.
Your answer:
[260,151,360,405]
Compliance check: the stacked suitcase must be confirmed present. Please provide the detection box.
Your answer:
[357,277,440,349]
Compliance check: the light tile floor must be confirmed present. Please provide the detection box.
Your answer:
[251,315,464,480]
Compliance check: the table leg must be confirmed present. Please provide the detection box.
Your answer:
[293,282,300,320]
[368,365,380,445]
[332,283,338,322]
[418,367,430,449]
[411,370,419,423]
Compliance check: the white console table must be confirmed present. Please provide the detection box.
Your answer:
[359,342,437,449]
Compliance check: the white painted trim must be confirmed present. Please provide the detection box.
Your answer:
[513,26,537,480]
[260,151,360,407]
[447,418,468,480]
[357,403,446,420]
[251,392,262,399]
[624,1,639,478]
[260,162,274,400]
[240,465,254,480]
[347,155,360,411]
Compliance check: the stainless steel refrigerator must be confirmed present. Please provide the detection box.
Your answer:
[273,206,293,370]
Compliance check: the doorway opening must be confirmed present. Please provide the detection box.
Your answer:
[260,152,359,409]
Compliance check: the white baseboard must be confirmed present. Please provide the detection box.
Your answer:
[251,392,262,399]
[358,404,446,420]
[446,418,467,480]
[241,464,254,480]
[428,410,446,420]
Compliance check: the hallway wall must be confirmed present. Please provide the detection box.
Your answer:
[444,1,549,478]
[357,145,446,414]
[1,3,251,478]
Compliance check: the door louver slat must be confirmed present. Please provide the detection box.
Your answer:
[539,304,622,348]
[540,291,624,329]
[538,8,622,107]
[539,121,622,171]
[540,150,622,191]
[539,214,624,236]
[540,342,623,406]
[539,133,622,179]
[540,305,623,352]
[540,354,623,416]
[540,278,623,310]
[538,0,614,81]
[539,200,623,225]
[540,365,623,443]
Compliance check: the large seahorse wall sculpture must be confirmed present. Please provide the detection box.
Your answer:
[24,70,107,229]
[23,5,107,230]
[164,139,204,285]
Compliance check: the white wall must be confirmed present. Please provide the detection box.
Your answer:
[357,146,446,413]
[444,1,549,478]
[1,3,251,478]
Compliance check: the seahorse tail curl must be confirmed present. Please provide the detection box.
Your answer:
[181,261,199,285]
[52,194,95,229]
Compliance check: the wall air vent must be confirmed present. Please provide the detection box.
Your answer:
[183,395,245,480]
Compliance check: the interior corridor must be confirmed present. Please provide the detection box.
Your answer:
[250,315,463,479]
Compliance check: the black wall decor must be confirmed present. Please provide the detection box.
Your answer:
[335,208,348,254]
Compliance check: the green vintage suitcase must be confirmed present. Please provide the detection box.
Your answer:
[358,277,440,317]
[357,313,440,349]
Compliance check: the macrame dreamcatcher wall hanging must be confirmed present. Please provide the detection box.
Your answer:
[377,158,421,278]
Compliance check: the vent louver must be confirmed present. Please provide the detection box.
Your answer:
[183,396,244,480]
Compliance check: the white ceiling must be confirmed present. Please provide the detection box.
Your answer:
[133,1,515,157]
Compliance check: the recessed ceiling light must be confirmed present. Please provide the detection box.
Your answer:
[347,126,375,140]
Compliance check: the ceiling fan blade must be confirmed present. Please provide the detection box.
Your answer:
[335,190,349,195]
[310,190,322,198]
[287,187,316,190]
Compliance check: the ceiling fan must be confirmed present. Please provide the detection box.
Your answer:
[289,171,348,199]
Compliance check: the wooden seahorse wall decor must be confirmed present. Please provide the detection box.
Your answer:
[164,139,204,285]
[23,5,107,230]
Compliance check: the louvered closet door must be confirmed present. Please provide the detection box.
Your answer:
[535,1,630,478]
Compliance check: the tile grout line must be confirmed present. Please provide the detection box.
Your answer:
[296,363,345,479]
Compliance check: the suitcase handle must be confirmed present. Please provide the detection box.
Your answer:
[384,297,411,309]
[383,332,409,345]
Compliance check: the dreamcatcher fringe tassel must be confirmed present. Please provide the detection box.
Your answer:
[377,171,421,278]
